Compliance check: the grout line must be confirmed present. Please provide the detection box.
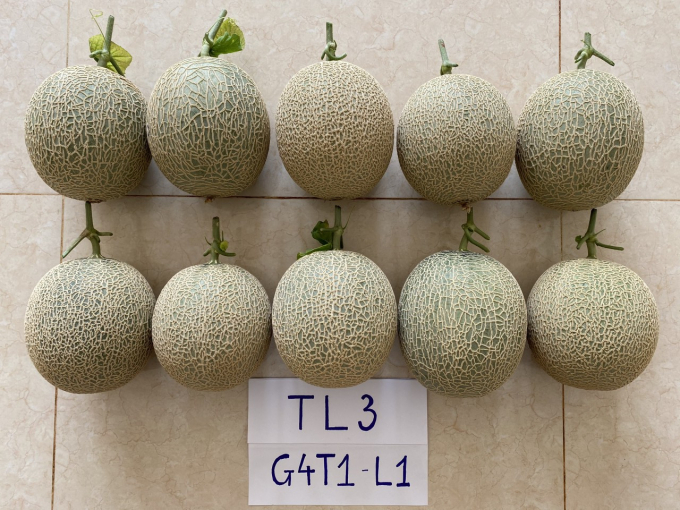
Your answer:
[558,0,562,73]
[51,387,58,510]
[563,384,567,510]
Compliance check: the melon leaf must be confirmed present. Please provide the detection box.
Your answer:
[210,18,244,56]
[311,220,333,246]
[89,34,132,74]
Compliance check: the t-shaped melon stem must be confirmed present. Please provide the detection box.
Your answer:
[62,201,113,259]
[575,208,624,259]
[203,216,235,264]
[459,207,490,252]
[574,32,615,69]
[89,15,124,75]
[321,22,347,61]
[199,9,228,57]
[297,205,348,259]
[438,39,458,75]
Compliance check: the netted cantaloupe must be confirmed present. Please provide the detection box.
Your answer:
[147,11,269,198]
[276,23,394,200]
[24,202,154,394]
[516,33,644,211]
[152,217,271,391]
[397,40,515,205]
[24,15,150,202]
[273,206,397,387]
[398,209,526,397]
[527,209,658,390]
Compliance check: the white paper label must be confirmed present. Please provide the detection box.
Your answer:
[248,378,428,506]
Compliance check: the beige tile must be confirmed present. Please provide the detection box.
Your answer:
[561,201,680,509]
[58,196,562,508]
[561,0,680,199]
[0,195,61,509]
[0,1,67,193]
[68,0,556,198]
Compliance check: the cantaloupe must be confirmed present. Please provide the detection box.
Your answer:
[276,23,393,200]
[25,16,150,202]
[527,209,658,390]
[147,12,269,198]
[24,202,154,394]
[398,209,526,397]
[272,206,397,387]
[397,40,515,205]
[152,218,271,391]
[516,33,644,211]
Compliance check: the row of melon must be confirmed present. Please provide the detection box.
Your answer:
[24,13,643,212]
[25,203,658,396]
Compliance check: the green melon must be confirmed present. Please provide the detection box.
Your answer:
[152,223,271,391]
[516,34,644,211]
[276,27,394,200]
[24,65,150,202]
[399,250,526,398]
[147,57,270,197]
[273,206,396,387]
[527,210,658,390]
[398,59,515,205]
[25,257,154,394]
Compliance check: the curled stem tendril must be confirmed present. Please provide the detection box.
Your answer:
[321,22,347,61]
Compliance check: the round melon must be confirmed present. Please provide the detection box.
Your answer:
[516,69,644,211]
[527,259,658,390]
[24,66,151,202]
[152,263,271,391]
[147,57,270,197]
[276,61,394,200]
[273,250,397,388]
[24,258,155,394]
[399,251,526,397]
[397,75,515,205]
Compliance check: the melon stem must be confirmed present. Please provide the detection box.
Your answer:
[574,32,615,69]
[94,15,124,75]
[438,39,458,75]
[62,201,113,260]
[575,209,624,259]
[200,9,228,57]
[203,216,235,264]
[321,22,347,61]
[296,205,347,259]
[459,207,490,252]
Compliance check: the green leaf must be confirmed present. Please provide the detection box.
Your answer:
[310,220,333,246]
[210,17,245,57]
[89,34,133,74]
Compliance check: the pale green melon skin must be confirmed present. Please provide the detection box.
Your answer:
[24,258,155,394]
[147,57,270,197]
[272,251,397,388]
[152,263,271,391]
[399,251,527,397]
[516,69,644,211]
[397,74,515,205]
[276,61,394,200]
[527,259,658,390]
[24,66,151,202]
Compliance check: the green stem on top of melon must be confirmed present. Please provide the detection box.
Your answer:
[198,10,245,58]
[574,32,615,69]
[575,208,624,259]
[203,217,236,264]
[437,39,458,75]
[297,205,350,259]
[458,207,490,253]
[62,202,112,259]
[321,22,347,61]
[88,11,132,75]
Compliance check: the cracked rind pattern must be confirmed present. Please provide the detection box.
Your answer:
[24,66,151,202]
[147,57,270,197]
[152,263,271,391]
[275,61,394,200]
[399,251,527,397]
[397,74,515,205]
[527,258,658,390]
[272,250,397,388]
[24,257,155,394]
[516,69,644,211]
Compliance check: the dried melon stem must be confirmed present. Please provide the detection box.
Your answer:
[459,207,490,252]
[574,32,615,69]
[62,202,112,259]
[203,217,235,264]
[438,39,458,75]
[321,22,347,61]
[575,208,624,259]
